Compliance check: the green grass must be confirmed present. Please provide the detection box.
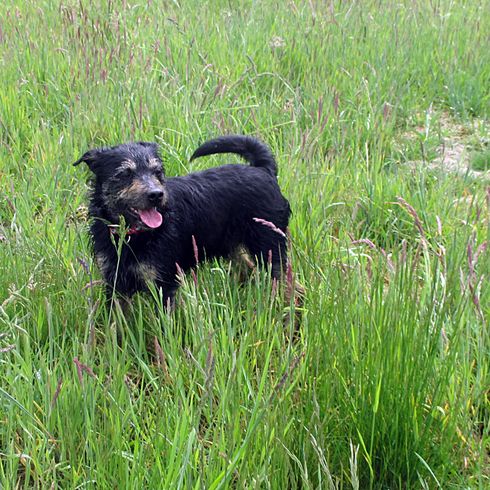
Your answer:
[1,0,489,488]
[471,150,490,172]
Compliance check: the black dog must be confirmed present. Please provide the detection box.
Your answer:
[74,135,291,308]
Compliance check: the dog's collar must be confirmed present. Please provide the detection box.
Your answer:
[108,224,145,237]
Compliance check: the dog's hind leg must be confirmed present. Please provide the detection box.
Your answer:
[163,288,177,312]
[232,245,256,282]
[246,230,305,336]
[244,231,288,280]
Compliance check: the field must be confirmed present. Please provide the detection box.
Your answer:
[0,0,489,488]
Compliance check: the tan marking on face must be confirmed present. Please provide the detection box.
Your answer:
[150,175,163,187]
[148,158,162,170]
[120,160,137,171]
[117,180,146,200]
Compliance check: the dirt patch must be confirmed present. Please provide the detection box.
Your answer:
[404,112,490,180]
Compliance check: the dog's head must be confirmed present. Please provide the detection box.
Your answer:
[74,142,167,230]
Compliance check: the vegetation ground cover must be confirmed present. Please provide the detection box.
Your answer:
[0,1,489,488]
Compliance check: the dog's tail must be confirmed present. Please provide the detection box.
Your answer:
[190,135,277,176]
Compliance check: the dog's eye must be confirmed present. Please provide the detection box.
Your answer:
[118,167,134,177]
[154,168,164,179]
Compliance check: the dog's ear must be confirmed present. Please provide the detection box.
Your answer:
[136,141,157,149]
[73,148,103,172]
[136,141,159,154]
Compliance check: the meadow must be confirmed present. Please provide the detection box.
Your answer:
[0,0,489,488]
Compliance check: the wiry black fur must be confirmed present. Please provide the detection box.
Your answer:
[75,135,291,307]
[190,135,278,176]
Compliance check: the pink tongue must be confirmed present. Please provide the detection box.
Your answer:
[137,208,163,228]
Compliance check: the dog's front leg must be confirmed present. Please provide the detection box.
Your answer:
[160,285,178,312]
[100,259,139,313]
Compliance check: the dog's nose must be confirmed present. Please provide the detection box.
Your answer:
[148,189,164,203]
